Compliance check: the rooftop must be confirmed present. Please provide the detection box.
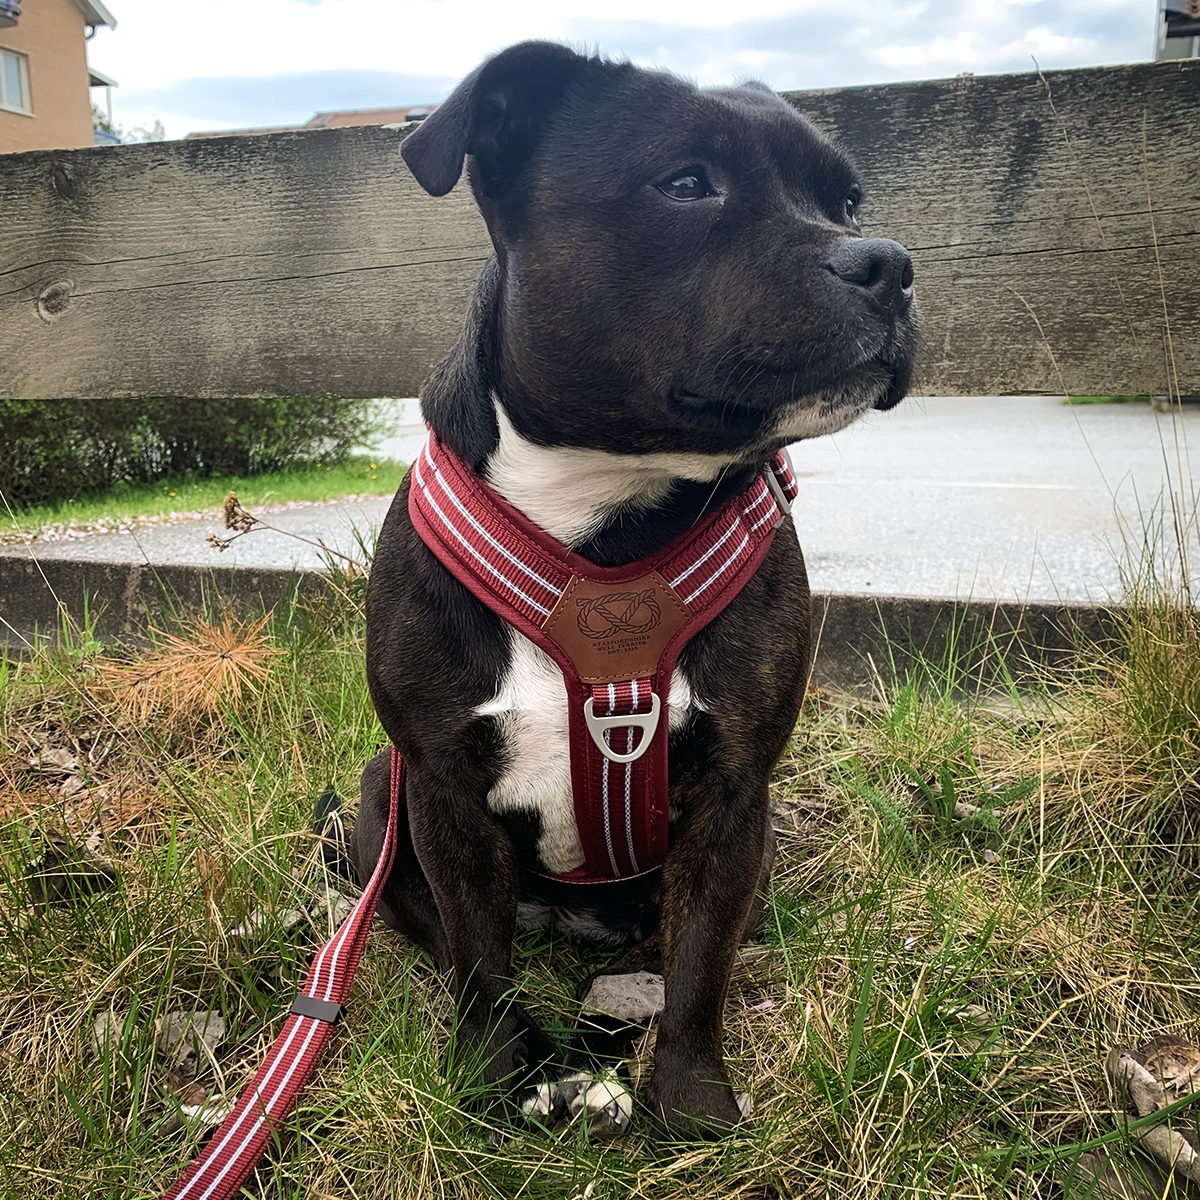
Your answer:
[185,104,436,140]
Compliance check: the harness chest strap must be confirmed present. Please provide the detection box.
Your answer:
[409,432,799,882]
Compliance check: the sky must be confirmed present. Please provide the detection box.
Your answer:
[85,0,1157,140]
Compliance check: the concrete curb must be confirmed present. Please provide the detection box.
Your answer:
[0,557,320,648]
[0,556,1118,688]
[808,590,1116,690]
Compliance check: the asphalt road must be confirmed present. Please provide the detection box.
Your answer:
[4,396,1197,604]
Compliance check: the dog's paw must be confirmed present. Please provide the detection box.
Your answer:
[645,1057,746,1140]
[520,1069,633,1139]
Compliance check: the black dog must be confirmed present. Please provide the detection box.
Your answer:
[350,40,918,1139]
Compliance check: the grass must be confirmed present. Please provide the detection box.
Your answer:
[0,456,409,545]
[1,560,1198,1199]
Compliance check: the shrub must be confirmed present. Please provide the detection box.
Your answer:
[0,396,381,508]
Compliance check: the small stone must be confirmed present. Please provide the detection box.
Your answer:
[315,887,353,930]
[580,972,665,1023]
[156,1010,224,1080]
[90,1009,130,1058]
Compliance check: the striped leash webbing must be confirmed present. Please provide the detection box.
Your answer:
[161,747,403,1200]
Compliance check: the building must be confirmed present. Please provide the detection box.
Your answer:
[1156,0,1200,60]
[184,105,435,141]
[0,0,116,154]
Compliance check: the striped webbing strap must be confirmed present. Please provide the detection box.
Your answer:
[409,432,798,882]
[161,749,404,1200]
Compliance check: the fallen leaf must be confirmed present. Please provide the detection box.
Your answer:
[771,797,830,833]
[26,831,117,906]
[27,748,77,775]
[61,775,88,798]
[181,1092,234,1131]
[91,1009,132,1058]
[160,1088,234,1137]
[1107,1038,1200,1184]
[229,906,307,940]
[156,1010,225,1082]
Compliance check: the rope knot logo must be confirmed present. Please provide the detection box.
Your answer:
[576,589,662,640]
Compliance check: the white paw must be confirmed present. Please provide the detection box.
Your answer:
[520,1069,633,1139]
[520,1080,560,1121]
[568,1070,633,1138]
[736,1091,753,1120]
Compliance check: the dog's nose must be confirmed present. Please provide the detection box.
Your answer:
[826,238,914,311]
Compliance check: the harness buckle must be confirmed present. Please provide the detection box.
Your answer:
[764,448,796,529]
[583,693,661,763]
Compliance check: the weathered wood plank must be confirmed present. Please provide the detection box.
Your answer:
[791,60,1200,396]
[0,127,491,400]
[0,59,1196,400]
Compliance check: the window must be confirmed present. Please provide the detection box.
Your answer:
[0,47,30,114]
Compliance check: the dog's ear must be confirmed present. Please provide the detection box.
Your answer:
[401,41,588,198]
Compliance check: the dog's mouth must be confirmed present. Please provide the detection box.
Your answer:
[666,387,775,436]
[668,357,903,439]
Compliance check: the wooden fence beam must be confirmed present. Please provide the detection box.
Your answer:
[1,59,1196,401]
[796,61,1200,397]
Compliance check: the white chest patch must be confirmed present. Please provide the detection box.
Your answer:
[484,402,738,547]
[476,628,698,876]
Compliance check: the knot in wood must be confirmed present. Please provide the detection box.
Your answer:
[51,165,78,200]
[36,281,74,323]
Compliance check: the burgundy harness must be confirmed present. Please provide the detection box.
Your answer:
[410,431,799,881]
[162,435,797,1198]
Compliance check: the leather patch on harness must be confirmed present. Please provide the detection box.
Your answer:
[541,571,691,684]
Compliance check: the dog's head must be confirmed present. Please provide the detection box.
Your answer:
[402,41,919,460]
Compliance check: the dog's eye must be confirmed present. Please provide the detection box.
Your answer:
[658,172,712,201]
[844,191,861,221]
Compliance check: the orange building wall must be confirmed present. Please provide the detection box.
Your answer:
[0,0,94,154]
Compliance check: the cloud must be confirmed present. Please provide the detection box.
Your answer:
[87,0,1152,136]
[121,69,458,134]
[563,0,1147,90]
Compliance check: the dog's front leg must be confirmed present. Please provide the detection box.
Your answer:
[406,761,560,1104]
[647,778,770,1138]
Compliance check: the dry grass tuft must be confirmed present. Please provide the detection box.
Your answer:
[95,613,279,723]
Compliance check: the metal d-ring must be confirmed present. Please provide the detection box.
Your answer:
[583,693,661,763]
[764,447,796,528]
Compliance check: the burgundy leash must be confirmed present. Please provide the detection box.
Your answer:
[161,748,403,1200]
